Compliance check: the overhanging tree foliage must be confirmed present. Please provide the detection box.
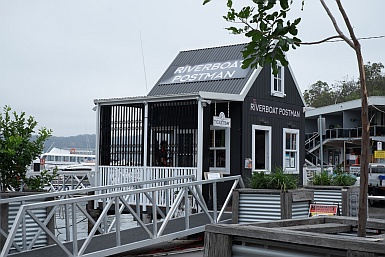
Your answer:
[304,80,337,108]
[304,62,385,108]
[0,105,52,191]
[204,0,372,237]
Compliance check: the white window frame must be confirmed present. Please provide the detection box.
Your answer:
[252,125,272,173]
[271,64,285,97]
[283,128,300,174]
[209,125,230,174]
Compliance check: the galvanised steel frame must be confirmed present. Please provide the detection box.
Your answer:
[1,175,244,257]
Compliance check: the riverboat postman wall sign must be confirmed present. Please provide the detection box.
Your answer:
[159,59,251,85]
[249,98,303,121]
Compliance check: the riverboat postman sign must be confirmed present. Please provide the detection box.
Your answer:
[159,59,251,85]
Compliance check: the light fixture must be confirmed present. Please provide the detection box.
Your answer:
[288,123,296,128]
[201,99,211,107]
[260,119,269,125]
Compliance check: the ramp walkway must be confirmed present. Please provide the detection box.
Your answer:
[1,175,244,257]
[9,212,231,257]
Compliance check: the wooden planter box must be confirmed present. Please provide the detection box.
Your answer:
[0,192,54,252]
[204,216,385,257]
[305,185,360,217]
[232,188,314,224]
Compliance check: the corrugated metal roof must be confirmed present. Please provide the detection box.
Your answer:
[147,43,255,97]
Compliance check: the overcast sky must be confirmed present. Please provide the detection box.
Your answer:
[0,0,384,137]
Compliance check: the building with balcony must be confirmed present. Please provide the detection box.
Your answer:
[305,96,385,172]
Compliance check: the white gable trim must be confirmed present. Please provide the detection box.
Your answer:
[287,64,306,107]
[240,67,262,100]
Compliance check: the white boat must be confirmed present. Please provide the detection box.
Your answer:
[32,147,95,171]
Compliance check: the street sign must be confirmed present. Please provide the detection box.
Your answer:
[374,150,385,159]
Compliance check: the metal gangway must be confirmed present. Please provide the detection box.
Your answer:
[26,169,96,192]
[1,175,244,257]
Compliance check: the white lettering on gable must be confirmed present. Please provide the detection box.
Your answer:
[225,70,235,79]
[214,72,223,79]
[211,63,221,70]
[172,75,181,83]
[174,67,185,74]
[205,73,217,80]
[195,65,204,72]
[229,61,238,68]
[163,59,248,84]
[202,64,212,71]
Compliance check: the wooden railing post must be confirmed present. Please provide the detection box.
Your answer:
[203,231,232,257]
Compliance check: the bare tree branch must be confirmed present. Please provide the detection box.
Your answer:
[335,0,369,237]
[336,0,358,46]
[320,0,355,49]
[300,35,342,45]
[302,35,385,45]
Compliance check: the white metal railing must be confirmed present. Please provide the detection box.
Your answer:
[0,175,244,257]
[98,166,198,207]
[26,170,96,192]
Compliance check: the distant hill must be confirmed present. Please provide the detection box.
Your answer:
[43,134,96,153]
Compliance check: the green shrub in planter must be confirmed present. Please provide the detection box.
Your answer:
[313,168,356,186]
[313,171,332,186]
[249,167,298,191]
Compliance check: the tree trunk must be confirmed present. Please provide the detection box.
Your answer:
[355,43,369,237]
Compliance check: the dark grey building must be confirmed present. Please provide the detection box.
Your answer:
[94,43,306,202]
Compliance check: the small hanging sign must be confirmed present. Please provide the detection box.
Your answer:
[213,112,231,128]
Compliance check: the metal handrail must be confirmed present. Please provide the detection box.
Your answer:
[305,125,385,141]
[1,175,244,257]
[0,175,195,205]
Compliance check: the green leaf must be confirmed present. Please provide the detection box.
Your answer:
[203,0,211,5]
[288,25,298,36]
[259,21,267,31]
[280,0,289,10]
[226,26,241,34]
[242,56,256,69]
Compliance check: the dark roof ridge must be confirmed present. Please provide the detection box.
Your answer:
[179,42,248,54]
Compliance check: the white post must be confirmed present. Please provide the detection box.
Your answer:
[95,103,100,188]
[143,102,148,168]
[197,98,204,181]
[344,140,346,172]
[318,115,324,172]
[142,102,148,213]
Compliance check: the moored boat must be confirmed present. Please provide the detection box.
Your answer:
[31,147,95,172]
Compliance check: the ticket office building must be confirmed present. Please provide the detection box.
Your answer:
[94,44,306,195]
